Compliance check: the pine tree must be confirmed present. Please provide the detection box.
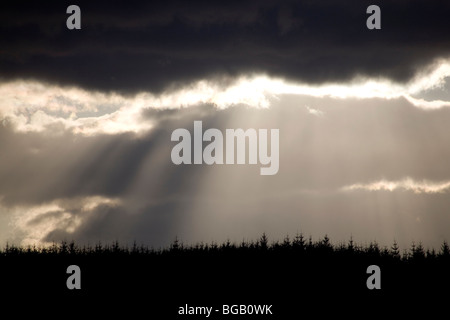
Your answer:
[225,238,232,249]
[293,232,305,252]
[240,239,248,250]
[69,240,76,255]
[391,240,400,259]
[322,234,331,248]
[410,241,416,257]
[367,241,380,256]
[441,241,450,257]
[60,240,68,255]
[132,240,138,254]
[171,236,180,251]
[426,248,436,259]
[318,234,333,255]
[112,240,120,253]
[348,236,354,252]
[282,234,291,249]
[413,242,425,260]
[259,233,268,250]
[307,236,314,251]
[402,249,410,261]
[381,246,390,258]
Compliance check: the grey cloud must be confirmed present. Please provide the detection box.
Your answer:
[1,1,450,93]
[413,76,450,101]
[0,125,152,205]
[43,200,189,247]
[26,210,65,227]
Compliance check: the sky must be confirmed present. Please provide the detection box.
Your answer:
[1,0,450,250]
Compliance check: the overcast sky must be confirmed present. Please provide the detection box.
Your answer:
[1,1,450,250]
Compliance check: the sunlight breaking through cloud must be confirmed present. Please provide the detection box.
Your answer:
[2,59,450,135]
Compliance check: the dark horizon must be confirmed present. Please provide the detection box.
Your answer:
[2,232,450,259]
[1,232,449,318]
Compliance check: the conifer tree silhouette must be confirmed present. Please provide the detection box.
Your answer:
[391,240,400,259]
[171,236,180,251]
[441,241,450,258]
[348,236,355,253]
[293,232,305,252]
[259,233,268,250]
[282,234,290,249]
[412,242,425,260]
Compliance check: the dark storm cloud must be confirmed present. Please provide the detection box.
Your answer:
[1,0,450,93]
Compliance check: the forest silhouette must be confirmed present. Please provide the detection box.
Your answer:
[2,233,449,261]
[1,234,448,317]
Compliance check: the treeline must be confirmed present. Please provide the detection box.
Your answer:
[2,233,449,261]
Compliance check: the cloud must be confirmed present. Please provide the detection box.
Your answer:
[0,80,151,134]
[305,105,324,116]
[5,196,120,246]
[403,95,450,110]
[3,59,450,136]
[1,0,450,93]
[342,178,450,194]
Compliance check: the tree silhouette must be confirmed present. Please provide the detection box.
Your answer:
[347,236,355,253]
[292,232,305,252]
[412,242,425,261]
[391,240,400,259]
[282,234,291,250]
[259,233,268,250]
[441,241,450,258]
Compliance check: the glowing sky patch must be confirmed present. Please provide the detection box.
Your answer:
[342,178,450,194]
[2,60,450,135]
